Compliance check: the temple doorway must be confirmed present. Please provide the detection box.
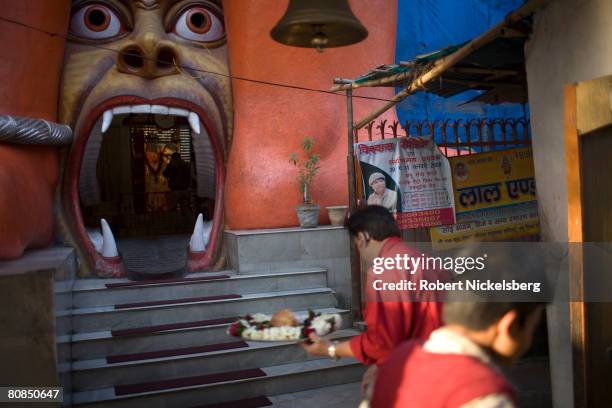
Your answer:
[79,113,216,275]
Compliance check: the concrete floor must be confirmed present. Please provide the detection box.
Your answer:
[268,356,552,408]
[269,382,363,408]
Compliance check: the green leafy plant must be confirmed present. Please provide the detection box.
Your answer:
[289,137,320,204]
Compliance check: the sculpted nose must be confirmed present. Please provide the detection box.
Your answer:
[117,40,180,79]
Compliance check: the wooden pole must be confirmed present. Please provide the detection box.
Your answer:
[333,0,549,128]
[346,87,363,321]
[564,83,587,408]
[347,88,356,214]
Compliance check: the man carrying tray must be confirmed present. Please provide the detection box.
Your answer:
[301,205,446,397]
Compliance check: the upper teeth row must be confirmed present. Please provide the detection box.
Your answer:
[101,104,200,134]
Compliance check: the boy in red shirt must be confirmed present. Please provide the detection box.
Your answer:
[371,299,544,408]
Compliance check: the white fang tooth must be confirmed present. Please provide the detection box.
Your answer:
[189,213,206,252]
[113,106,130,115]
[102,110,113,133]
[100,218,119,258]
[168,107,189,117]
[202,220,212,248]
[188,112,200,134]
[151,105,169,114]
[86,228,104,254]
[131,104,151,114]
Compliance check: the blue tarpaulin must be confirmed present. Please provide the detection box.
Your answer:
[394,0,527,122]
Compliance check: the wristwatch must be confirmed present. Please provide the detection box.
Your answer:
[328,341,339,361]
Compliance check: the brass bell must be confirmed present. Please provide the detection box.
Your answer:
[270,0,368,52]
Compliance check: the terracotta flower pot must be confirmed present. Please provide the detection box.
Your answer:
[296,203,320,228]
[326,205,348,226]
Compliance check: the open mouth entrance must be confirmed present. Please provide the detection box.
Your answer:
[76,106,219,278]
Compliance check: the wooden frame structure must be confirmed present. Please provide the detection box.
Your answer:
[564,83,588,408]
[565,77,612,408]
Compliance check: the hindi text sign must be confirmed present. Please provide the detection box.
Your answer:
[431,147,540,249]
[356,138,455,229]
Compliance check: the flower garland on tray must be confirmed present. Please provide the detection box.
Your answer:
[228,309,341,341]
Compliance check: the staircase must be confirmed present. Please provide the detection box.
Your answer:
[57,226,364,407]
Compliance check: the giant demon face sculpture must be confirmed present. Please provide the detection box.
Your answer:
[60,0,231,277]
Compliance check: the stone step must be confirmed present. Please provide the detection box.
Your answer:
[57,309,73,336]
[61,308,350,360]
[224,225,352,311]
[72,358,366,407]
[225,226,348,274]
[68,288,337,332]
[65,269,328,308]
[70,330,359,391]
[57,335,72,363]
[56,290,73,311]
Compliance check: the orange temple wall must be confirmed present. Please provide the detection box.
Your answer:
[0,0,70,258]
[223,0,398,229]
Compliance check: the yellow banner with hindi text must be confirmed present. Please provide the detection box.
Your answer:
[450,147,536,214]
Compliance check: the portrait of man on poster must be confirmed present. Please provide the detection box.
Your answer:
[367,172,398,212]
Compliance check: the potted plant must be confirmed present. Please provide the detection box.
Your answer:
[290,136,321,228]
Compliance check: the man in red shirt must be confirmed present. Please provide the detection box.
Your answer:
[301,205,444,373]
[371,299,544,408]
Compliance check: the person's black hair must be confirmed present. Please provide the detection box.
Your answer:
[442,246,547,331]
[171,152,181,159]
[443,301,543,331]
[344,205,401,241]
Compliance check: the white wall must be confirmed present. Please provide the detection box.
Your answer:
[527,0,612,241]
[525,0,612,406]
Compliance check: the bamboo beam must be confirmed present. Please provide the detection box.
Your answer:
[447,67,519,76]
[440,78,524,88]
[346,0,549,128]
[330,70,408,92]
[334,78,353,85]
[500,27,528,38]
[330,66,523,91]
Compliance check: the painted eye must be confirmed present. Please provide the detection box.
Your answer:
[174,6,225,43]
[70,4,124,40]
